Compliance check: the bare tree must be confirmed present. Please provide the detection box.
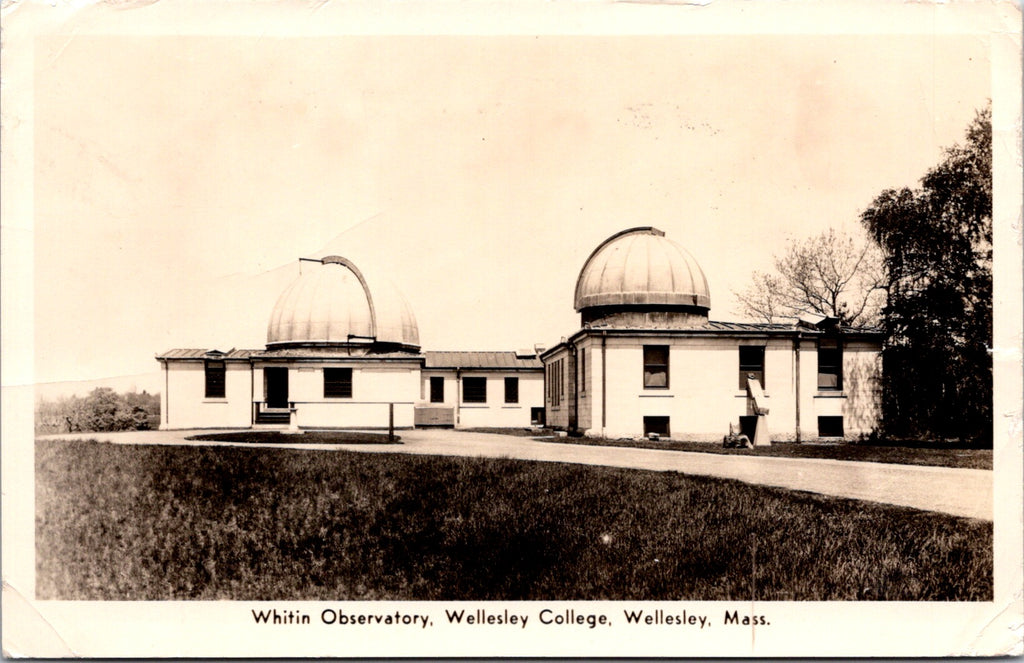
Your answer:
[735,228,886,327]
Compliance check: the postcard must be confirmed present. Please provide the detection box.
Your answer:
[3,0,1021,657]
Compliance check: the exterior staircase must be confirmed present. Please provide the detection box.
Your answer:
[255,408,291,425]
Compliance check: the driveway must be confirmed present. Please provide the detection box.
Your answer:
[39,428,993,521]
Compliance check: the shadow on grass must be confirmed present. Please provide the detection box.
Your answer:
[186,431,401,445]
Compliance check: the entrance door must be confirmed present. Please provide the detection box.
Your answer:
[265,367,289,408]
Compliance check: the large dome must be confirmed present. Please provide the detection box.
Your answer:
[267,256,419,351]
[574,227,711,327]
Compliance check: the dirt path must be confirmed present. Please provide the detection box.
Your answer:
[39,428,992,521]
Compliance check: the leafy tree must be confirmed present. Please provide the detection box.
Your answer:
[735,228,886,327]
[35,388,161,434]
[860,106,991,445]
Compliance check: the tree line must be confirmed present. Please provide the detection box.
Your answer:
[737,106,992,446]
[36,388,161,434]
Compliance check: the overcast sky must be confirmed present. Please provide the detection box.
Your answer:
[32,33,989,385]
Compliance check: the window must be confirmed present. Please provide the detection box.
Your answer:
[430,376,444,403]
[579,348,586,393]
[204,360,225,398]
[739,346,766,390]
[548,360,563,407]
[818,416,844,438]
[531,407,545,426]
[324,368,353,398]
[504,377,519,404]
[643,416,670,438]
[463,377,487,403]
[643,345,669,389]
[817,338,843,390]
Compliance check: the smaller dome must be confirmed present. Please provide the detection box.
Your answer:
[267,256,419,350]
[574,227,711,311]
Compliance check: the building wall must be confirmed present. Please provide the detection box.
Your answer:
[420,370,544,428]
[162,361,253,429]
[259,361,421,429]
[544,347,572,430]
[827,340,882,438]
[576,345,593,431]
[550,333,881,442]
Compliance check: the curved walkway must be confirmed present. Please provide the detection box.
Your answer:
[39,428,992,521]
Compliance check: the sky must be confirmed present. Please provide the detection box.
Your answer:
[31,33,990,385]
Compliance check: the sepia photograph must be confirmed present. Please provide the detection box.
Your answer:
[3,0,1021,657]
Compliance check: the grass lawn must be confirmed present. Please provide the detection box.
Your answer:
[36,438,991,601]
[186,431,401,445]
[523,434,992,470]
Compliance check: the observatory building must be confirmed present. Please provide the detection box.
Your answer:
[157,256,544,431]
[541,227,883,442]
[158,227,882,441]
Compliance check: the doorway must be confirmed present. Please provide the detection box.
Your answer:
[264,367,289,408]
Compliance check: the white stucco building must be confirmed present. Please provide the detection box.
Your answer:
[157,255,542,430]
[158,228,883,441]
[541,227,883,442]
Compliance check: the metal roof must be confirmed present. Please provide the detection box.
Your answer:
[542,321,884,357]
[266,257,420,350]
[706,321,798,332]
[157,348,543,366]
[253,348,423,360]
[156,348,258,360]
[574,227,711,312]
[424,351,543,370]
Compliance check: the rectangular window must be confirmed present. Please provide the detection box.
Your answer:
[643,416,670,438]
[463,377,487,404]
[818,416,844,438]
[430,376,444,403]
[531,407,545,426]
[204,360,225,398]
[739,346,766,390]
[504,377,519,404]
[817,338,843,390]
[324,368,353,398]
[643,345,669,389]
[553,361,558,406]
[549,360,562,407]
[579,348,586,393]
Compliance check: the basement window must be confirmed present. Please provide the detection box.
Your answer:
[204,360,225,398]
[643,345,669,389]
[643,416,670,438]
[504,377,519,404]
[463,377,487,404]
[324,368,353,398]
[817,338,843,390]
[430,376,444,403]
[738,345,766,390]
[818,416,844,438]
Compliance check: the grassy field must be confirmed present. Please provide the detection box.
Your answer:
[36,438,991,601]
[186,431,400,445]
[457,429,991,470]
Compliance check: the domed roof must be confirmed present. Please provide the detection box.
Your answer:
[267,255,419,350]
[574,227,711,311]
